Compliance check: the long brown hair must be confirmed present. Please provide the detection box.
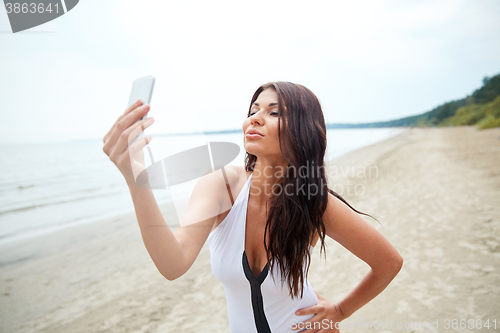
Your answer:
[244,82,378,298]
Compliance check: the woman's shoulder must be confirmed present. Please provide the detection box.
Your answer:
[194,165,248,194]
[226,165,253,203]
[209,165,251,231]
[221,165,252,190]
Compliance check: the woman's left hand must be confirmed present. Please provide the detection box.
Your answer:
[292,292,344,332]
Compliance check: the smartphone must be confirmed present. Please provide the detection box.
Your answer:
[128,75,156,120]
[127,75,155,143]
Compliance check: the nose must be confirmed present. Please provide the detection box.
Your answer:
[249,110,263,126]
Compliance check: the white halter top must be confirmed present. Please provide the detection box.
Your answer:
[208,172,319,332]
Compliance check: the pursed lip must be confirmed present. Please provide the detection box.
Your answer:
[245,129,264,137]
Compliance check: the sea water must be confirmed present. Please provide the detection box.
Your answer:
[0,127,405,244]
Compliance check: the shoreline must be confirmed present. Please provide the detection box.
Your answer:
[1,126,499,332]
[0,127,404,247]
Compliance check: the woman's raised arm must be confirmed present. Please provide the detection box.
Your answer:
[126,169,227,280]
[102,100,227,281]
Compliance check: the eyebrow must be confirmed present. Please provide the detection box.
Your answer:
[252,102,278,107]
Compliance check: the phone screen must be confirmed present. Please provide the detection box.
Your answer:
[128,75,156,120]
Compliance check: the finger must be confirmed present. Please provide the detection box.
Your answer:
[114,103,151,142]
[296,306,319,316]
[118,133,153,182]
[103,99,142,144]
[103,101,148,146]
[104,105,151,156]
[109,116,155,161]
[127,133,153,165]
[124,98,143,115]
[127,131,153,165]
[104,102,148,146]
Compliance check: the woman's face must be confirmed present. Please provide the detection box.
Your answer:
[242,88,285,162]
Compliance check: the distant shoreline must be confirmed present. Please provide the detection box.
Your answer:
[135,125,410,137]
[0,128,404,245]
[0,126,411,144]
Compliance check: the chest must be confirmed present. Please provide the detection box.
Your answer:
[244,202,270,278]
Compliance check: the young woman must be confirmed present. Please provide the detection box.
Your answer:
[102,81,403,332]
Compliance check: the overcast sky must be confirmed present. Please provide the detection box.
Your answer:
[1,0,499,144]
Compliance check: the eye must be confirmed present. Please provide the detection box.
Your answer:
[247,110,258,117]
[270,111,279,116]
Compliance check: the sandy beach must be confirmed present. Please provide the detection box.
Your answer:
[1,126,499,333]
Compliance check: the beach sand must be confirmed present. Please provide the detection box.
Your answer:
[0,126,499,332]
